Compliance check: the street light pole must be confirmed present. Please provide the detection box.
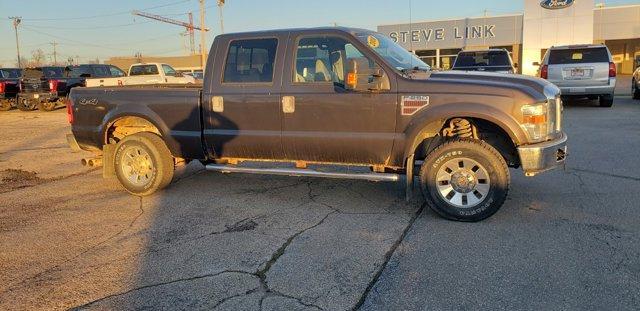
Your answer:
[9,17,22,68]
[218,0,225,34]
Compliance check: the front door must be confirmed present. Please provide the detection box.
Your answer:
[203,36,286,160]
[281,34,397,165]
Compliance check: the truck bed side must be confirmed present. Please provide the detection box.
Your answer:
[69,85,205,160]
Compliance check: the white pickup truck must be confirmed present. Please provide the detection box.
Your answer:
[85,63,196,87]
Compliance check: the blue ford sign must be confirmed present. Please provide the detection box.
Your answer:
[540,0,574,10]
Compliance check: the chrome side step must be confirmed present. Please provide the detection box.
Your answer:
[205,164,400,182]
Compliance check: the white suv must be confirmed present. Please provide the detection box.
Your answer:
[537,44,616,107]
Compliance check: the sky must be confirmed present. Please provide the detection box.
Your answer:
[1,0,639,67]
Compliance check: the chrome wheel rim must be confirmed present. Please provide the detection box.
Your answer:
[435,157,490,208]
[121,146,155,186]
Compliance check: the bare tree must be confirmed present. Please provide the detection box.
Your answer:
[28,49,46,67]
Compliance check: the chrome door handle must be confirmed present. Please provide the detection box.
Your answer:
[282,96,295,113]
[211,96,224,112]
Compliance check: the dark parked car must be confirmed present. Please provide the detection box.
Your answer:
[67,27,567,222]
[0,68,22,111]
[67,64,126,88]
[451,49,517,73]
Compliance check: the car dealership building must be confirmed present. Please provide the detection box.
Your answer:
[378,0,640,75]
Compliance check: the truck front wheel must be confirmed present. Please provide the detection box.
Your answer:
[419,139,510,222]
[114,132,175,196]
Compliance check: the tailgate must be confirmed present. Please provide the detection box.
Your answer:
[548,62,611,87]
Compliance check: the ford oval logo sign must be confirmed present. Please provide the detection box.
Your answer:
[540,0,574,10]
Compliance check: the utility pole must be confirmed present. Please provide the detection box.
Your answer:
[200,0,207,71]
[9,17,22,68]
[217,0,225,34]
[50,41,58,65]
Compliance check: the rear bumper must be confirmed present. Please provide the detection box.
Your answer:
[556,78,616,96]
[517,132,568,176]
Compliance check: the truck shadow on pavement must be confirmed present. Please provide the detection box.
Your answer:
[74,160,426,310]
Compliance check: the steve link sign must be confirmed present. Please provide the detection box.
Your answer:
[389,25,496,43]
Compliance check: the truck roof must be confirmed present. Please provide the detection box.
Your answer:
[215,26,373,39]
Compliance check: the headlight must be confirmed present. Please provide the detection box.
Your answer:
[521,102,549,142]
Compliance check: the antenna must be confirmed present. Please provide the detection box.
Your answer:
[409,0,414,68]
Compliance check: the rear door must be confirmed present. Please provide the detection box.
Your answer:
[547,47,611,87]
[203,34,287,160]
[280,32,397,165]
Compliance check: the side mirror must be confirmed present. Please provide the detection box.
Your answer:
[346,58,390,92]
[532,62,541,66]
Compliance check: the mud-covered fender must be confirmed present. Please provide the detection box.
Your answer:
[99,103,182,157]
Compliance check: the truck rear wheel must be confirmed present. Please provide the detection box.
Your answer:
[37,100,57,111]
[419,138,510,222]
[0,100,11,111]
[17,97,35,111]
[114,132,174,196]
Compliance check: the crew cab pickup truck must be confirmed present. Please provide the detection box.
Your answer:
[67,27,568,222]
[17,66,75,111]
[85,63,195,87]
[0,68,22,111]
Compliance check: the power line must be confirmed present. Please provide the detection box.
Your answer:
[21,20,155,30]
[20,0,191,21]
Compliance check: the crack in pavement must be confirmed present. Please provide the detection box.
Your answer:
[352,202,426,311]
[0,167,100,194]
[2,196,146,295]
[69,270,259,310]
[568,167,640,182]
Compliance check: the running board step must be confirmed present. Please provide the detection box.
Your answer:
[205,164,400,182]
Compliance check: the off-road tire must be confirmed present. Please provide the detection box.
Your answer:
[0,100,11,111]
[114,132,174,196]
[633,79,640,100]
[16,97,35,111]
[37,101,57,111]
[419,138,510,222]
[599,94,614,107]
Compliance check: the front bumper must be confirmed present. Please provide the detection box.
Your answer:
[517,132,568,176]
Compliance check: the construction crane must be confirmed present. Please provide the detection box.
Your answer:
[132,10,210,55]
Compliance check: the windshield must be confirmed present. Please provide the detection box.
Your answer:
[355,33,430,72]
[0,68,22,78]
[454,51,512,67]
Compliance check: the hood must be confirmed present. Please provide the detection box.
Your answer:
[425,70,556,102]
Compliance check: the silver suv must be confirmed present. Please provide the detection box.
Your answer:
[537,44,616,107]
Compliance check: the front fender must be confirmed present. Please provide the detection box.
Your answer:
[400,102,527,163]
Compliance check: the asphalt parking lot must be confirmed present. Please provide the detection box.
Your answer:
[1,90,639,310]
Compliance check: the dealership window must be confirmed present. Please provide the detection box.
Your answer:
[416,49,461,70]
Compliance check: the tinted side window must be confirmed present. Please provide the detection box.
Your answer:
[162,64,177,76]
[130,65,159,76]
[549,48,609,64]
[108,66,126,77]
[294,36,375,85]
[93,65,110,77]
[223,38,278,83]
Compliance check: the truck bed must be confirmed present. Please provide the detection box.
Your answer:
[69,86,205,160]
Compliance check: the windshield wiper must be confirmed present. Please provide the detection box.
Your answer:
[400,66,430,77]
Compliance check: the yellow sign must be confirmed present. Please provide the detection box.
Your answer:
[367,35,380,48]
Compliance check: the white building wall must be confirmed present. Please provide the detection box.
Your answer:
[522,0,595,75]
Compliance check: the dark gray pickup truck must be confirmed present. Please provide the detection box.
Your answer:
[67,27,567,222]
